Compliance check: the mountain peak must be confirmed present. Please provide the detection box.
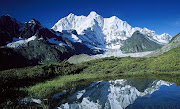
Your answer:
[1,14,11,18]
[67,13,75,18]
[109,16,121,21]
[110,16,118,19]
[88,11,99,17]
[29,19,40,23]
[52,12,172,49]
[161,33,170,36]
[133,30,141,34]
[28,19,41,27]
[0,15,14,22]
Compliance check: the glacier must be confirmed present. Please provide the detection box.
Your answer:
[6,36,36,48]
[52,11,172,49]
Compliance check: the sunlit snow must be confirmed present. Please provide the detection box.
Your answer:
[52,11,172,49]
[7,36,36,48]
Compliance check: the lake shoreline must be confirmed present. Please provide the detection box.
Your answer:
[1,70,180,108]
[1,46,180,108]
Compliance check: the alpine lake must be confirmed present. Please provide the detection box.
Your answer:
[46,77,180,109]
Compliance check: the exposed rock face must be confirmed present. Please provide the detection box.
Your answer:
[0,16,100,70]
[0,13,174,70]
[120,31,163,53]
[0,15,23,46]
[20,19,41,39]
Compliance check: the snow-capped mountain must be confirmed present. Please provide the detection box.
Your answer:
[52,11,172,49]
[148,33,180,57]
[120,31,163,53]
[56,79,172,109]
[0,15,101,70]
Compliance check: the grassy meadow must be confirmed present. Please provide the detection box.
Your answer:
[0,46,180,108]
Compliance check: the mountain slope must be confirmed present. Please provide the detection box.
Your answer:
[0,15,24,46]
[0,14,174,70]
[147,33,180,57]
[52,11,172,49]
[0,47,35,70]
[120,31,163,53]
[0,16,99,70]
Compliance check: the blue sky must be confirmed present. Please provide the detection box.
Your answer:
[0,0,180,36]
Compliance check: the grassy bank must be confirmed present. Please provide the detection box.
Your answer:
[23,46,180,100]
[1,46,180,107]
[26,71,180,99]
[27,73,120,99]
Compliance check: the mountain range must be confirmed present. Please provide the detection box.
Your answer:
[0,15,101,70]
[56,79,172,109]
[120,31,163,53]
[147,33,180,56]
[0,12,173,70]
[52,11,172,50]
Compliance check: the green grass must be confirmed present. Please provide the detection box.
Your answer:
[26,73,120,99]
[0,61,86,107]
[1,46,180,108]
[148,46,180,72]
[25,46,180,99]
[26,71,180,100]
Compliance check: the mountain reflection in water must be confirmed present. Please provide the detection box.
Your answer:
[53,78,180,109]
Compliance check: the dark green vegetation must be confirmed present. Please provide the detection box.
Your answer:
[120,31,163,53]
[0,61,85,105]
[0,47,34,70]
[1,44,180,108]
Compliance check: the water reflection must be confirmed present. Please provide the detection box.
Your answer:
[53,78,180,109]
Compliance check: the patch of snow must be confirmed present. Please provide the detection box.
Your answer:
[134,27,172,44]
[95,49,152,58]
[38,37,43,40]
[6,36,36,48]
[19,98,41,105]
[77,90,86,99]
[47,38,68,46]
[63,34,82,43]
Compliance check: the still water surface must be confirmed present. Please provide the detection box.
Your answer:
[53,78,180,109]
